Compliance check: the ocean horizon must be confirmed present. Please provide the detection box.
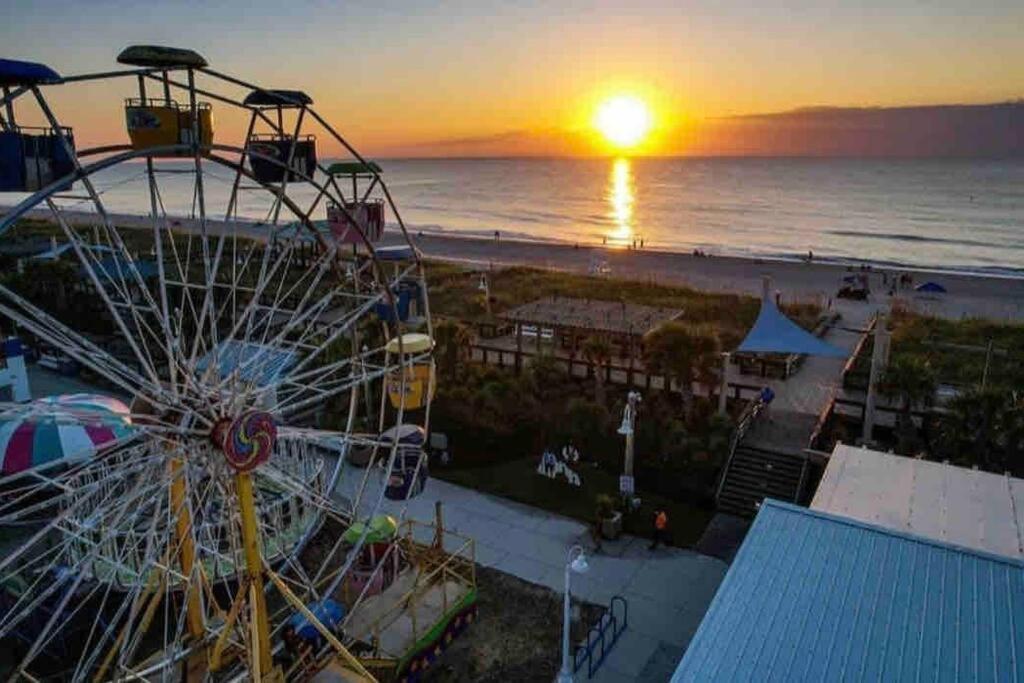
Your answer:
[9,156,1024,277]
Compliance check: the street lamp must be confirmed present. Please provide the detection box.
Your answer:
[617,390,641,500]
[557,545,589,683]
[478,272,491,315]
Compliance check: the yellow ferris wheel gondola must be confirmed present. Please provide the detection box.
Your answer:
[118,46,214,155]
[384,333,435,411]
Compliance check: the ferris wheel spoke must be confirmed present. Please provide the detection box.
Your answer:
[0,457,165,674]
[269,288,386,384]
[144,161,182,398]
[272,355,390,419]
[39,202,172,394]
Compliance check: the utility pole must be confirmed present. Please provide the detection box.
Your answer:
[718,352,730,416]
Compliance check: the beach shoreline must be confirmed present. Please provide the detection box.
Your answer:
[6,207,1024,322]
[402,231,1024,322]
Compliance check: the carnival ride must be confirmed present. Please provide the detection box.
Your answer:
[0,46,475,682]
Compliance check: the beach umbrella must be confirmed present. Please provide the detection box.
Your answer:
[0,393,134,475]
[915,281,947,294]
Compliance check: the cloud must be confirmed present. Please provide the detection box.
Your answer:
[374,101,1024,158]
[386,127,594,158]
[685,102,1024,157]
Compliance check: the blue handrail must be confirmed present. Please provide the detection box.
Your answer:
[573,595,628,678]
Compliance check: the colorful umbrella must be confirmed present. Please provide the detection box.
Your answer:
[0,393,135,476]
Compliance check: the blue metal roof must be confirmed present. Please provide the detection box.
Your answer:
[736,300,846,357]
[196,340,298,388]
[673,500,1024,682]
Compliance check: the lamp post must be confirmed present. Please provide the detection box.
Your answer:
[556,545,589,683]
[617,390,641,499]
[478,271,491,315]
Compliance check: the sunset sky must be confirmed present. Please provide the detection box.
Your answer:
[2,0,1022,157]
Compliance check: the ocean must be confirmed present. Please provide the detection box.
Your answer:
[18,157,1024,277]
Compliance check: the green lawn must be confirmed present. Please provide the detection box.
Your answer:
[433,456,714,548]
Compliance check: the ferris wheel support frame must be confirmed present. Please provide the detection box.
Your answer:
[0,56,439,682]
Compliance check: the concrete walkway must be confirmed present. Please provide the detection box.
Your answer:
[336,467,728,682]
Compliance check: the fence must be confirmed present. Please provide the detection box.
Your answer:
[471,341,766,402]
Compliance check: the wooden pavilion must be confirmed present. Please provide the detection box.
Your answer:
[497,296,683,370]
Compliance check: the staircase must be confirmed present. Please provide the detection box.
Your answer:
[716,445,806,518]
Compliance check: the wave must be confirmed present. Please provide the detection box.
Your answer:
[826,230,1023,251]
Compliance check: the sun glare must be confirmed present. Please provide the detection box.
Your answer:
[595,96,652,149]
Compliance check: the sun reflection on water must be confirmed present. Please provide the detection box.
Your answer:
[608,158,634,245]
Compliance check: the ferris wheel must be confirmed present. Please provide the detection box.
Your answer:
[0,46,470,683]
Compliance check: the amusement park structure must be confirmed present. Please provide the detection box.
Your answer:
[0,46,475,681]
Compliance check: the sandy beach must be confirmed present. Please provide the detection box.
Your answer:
[8,207,1024,323]
[402,231,1024,323]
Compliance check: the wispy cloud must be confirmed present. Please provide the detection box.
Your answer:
[688,102,1024,157]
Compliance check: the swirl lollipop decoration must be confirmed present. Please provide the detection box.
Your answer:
[221,410,277,472]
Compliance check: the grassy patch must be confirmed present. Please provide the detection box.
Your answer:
[434,456,714,548]
[426,261,820,345]
[887,310,1024,389]
[849,309,1024,391]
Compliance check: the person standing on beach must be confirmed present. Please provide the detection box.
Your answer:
[494,230,500,243]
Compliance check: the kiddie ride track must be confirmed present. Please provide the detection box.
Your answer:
[0,46,476,682]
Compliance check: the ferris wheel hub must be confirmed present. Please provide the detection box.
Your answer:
[213,410,277,472]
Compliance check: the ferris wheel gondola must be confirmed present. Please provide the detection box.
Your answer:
[0,45,473,683]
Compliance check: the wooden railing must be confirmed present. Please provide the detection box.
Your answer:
[472,342,768,403]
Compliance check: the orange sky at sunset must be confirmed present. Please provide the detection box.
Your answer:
[3,1,1022,157]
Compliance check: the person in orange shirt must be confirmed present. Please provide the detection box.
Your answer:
[649,509,669,550]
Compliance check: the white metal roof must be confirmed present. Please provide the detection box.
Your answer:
[811,443,1024,559]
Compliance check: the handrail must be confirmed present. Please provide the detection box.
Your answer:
[714,394,767,502]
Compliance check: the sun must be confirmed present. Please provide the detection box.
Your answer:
[595,96,652,149]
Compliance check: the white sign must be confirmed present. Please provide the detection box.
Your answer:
[619,475,635,495]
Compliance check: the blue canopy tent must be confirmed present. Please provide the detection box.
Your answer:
[737,299,846,358]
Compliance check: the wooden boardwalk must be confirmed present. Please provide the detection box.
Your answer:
[739,301,875,456]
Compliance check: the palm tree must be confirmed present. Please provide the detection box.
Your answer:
[879,355,937,454]
[642,322,720,418]
[581,335,613,406]
[433,319,475,383]
[937,388,1024,475]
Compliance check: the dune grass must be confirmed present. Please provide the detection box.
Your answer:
[426,260,821,346]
